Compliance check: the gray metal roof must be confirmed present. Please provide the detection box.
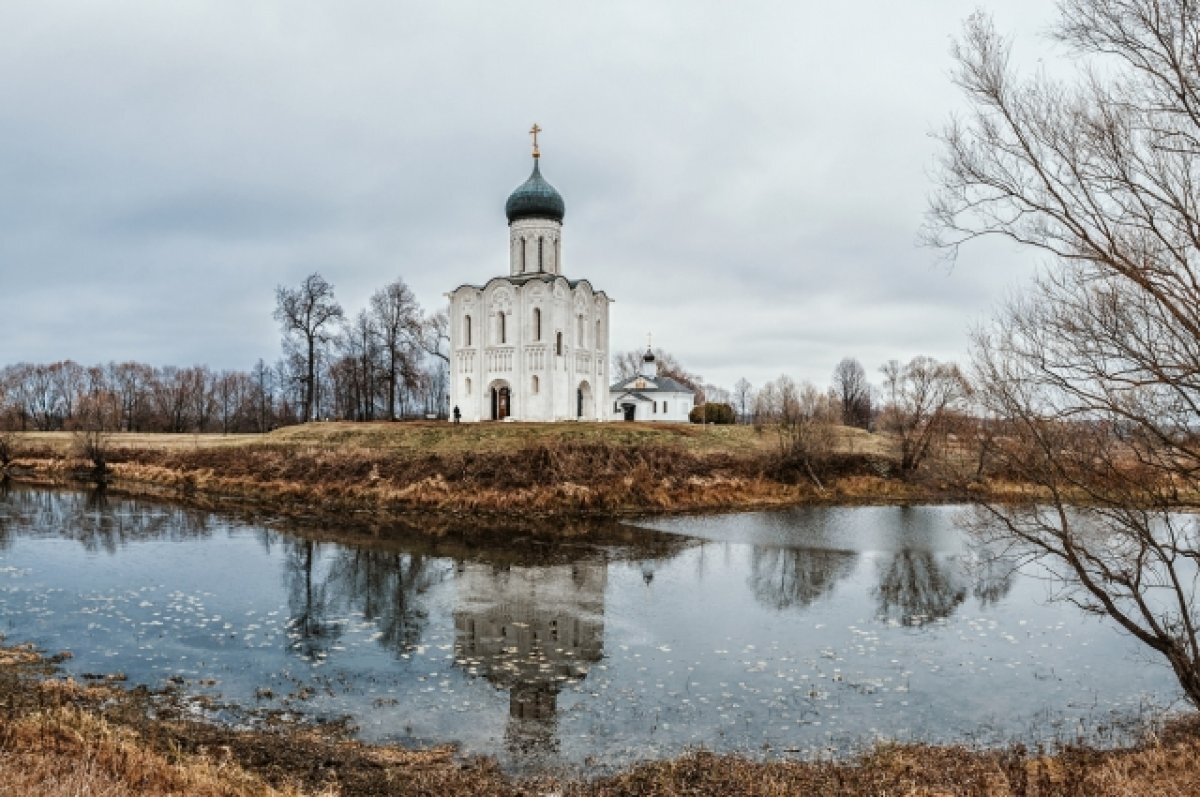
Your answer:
[613,392,654,403]
[609,375,693,394]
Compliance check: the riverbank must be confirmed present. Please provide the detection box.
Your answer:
[3,638,1199,796]
[1,422,994,523]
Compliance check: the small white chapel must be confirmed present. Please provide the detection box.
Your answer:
[609,347,695,422]
[446,127,612,422]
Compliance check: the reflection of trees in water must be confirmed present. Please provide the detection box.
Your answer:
[875,550,967,626]
[279,537,450,662]
[452,561,606,759]
[283,539,345,661]
[0,485,212,553]
[325,549,441,654]
[748,546,857,610]
[966,547,1017,607]
[0,479,12,551]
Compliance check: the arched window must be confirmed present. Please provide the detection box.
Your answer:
[555,238,560,271]
[556,331,563,356]
[595,319,601,348]
[538,237,544,270]
[521,238,527,272]
[531,375,539,394]
[499,312,507,344]
[464,315,472,346]
[662,401,668,413]
[465,377,472,396]
[577,315,585,345]
[533,308,541,341]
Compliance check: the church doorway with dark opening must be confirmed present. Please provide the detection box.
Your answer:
[490,382,511,421]
[577,380,593,419]
[621,403,636,422]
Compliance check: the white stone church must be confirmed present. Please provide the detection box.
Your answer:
[447,132,612,422]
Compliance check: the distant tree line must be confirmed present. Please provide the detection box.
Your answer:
[0,359,291,433]
[718,355,972,487]
[0,273,449,432]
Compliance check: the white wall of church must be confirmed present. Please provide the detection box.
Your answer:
[610,392,694,423]
[448,276,610,422]
[509,219,562,276]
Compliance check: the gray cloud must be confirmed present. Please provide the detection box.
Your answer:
[2,0,1056,388]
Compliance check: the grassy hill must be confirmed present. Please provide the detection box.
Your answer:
[3,421,917,519]
[11,420,892,458]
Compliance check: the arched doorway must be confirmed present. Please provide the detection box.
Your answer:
[577,380,593,419]
[490,383,512,420]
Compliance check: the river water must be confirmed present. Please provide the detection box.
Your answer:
[0,484,1183,773]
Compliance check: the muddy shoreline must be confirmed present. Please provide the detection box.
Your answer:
[3,638,1200,796]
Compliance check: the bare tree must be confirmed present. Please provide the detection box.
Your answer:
[71,365,117,432]
[756,375,837,489]
[831,357,872,429]
[48,361,85,424]
[151,366,191,432]
[274,273,344,423]
[370,278,421,420]
[877,357,969,476]
[21,363,60,430]
[732,377,755,423]
[331,311,382,421]
[929,2,1200,704]
[701,383,730,405]
[418,309,450,365]
[250,358,276,432]
[188,366,217,432]
[109,362,153,431]
[0,373,11,432]
[216,370,252,434]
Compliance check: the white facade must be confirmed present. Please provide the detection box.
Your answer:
[609,351,695,422]
[447,153,611,422]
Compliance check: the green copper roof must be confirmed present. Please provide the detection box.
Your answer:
[505,159,565,223]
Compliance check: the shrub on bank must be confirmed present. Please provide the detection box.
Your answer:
[689,403,735,425]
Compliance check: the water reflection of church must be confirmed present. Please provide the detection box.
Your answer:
[452,561,605,753]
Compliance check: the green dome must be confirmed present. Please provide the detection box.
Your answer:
[505,160,565,223]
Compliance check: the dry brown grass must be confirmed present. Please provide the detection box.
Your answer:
[7,421,892,458]
[4,422,980,520]
[266,420,780,456]
[13,431,263,453]
[1,705,331,797]
[570,737,1200,796]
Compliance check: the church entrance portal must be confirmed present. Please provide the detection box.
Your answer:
[621,403,636,422]
[577,381,593,419]
[490,384,511,421]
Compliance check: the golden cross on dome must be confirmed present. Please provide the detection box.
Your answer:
[530,123,542,158]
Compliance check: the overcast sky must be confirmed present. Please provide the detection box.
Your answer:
[1,1,1061,390]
